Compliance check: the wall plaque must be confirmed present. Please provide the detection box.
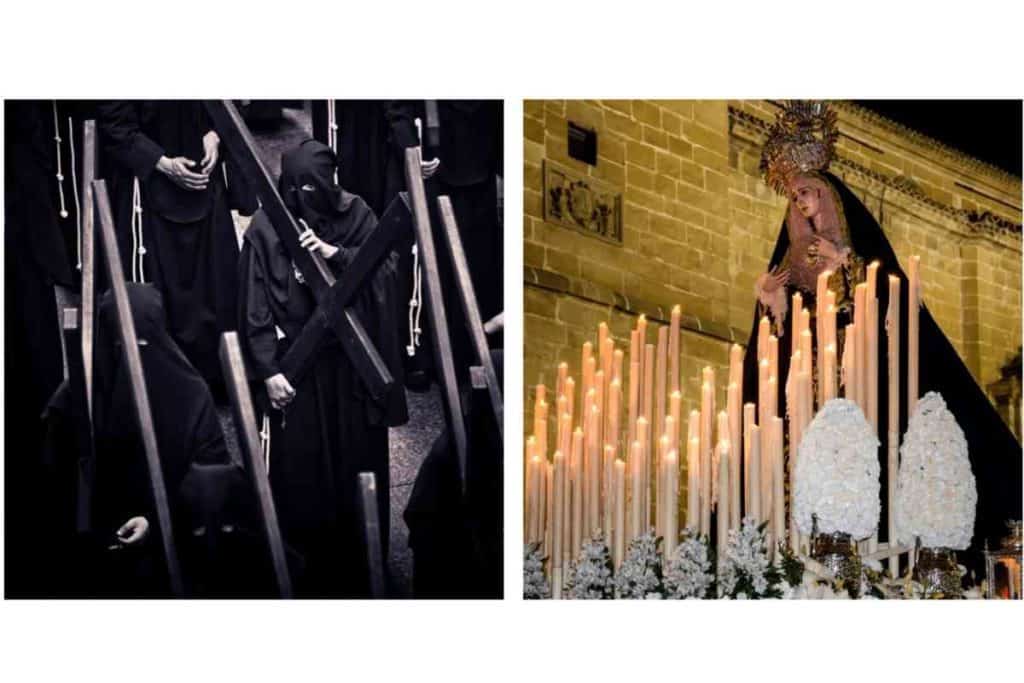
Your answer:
[543,160,623,245]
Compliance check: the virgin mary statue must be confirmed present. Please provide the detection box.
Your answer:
[740,101,1020,574]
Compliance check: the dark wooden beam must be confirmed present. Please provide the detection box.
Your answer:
[93,179,184,597]
[437,195,503,444]
[358,472,387,599]
[404,148,468,493]
[80,119,98,418]
[219,332,294,598]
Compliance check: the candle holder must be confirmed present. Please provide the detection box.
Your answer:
[983,520,1022,599]
[914,547,962,599]
[810,516,861,597]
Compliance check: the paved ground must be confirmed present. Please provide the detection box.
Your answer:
[217,106,442,597]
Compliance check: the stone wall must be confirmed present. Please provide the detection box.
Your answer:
[524,99,1022,448]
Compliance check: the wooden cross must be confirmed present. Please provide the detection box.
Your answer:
[93,178,184,597]
[219,332,294,598]
[358,472,387,598]
[203,100,394,399]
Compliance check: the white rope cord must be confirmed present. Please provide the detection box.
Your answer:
[131,177,146,283]
[327,99,339,185]
[260,413,271,475]
[52,102,69,220]
[67,116,82,270]
[405,117,425,357]
[406,243,423,356]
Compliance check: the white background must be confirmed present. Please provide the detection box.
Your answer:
[1,1,1022,680]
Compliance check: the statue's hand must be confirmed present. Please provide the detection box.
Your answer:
[759,266,789,294]
[808,237,840,264]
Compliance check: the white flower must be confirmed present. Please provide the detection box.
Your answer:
[664,531,715,599]
[615,529,665,599]
[894,392,977,550]
[794,399,880,540]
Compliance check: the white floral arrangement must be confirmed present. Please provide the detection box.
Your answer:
[615,529,665,599]
[894,392,977,550]
[565,531,615,599]
[664,530,715,599]
[794,398,880,540]
[719,517,783,599]
[523,543,550,599]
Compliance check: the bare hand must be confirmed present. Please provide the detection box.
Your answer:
[265,373,296,410]
[760,266,790,293]
[116,516,150,545]
[156,156,209,191]
[298,227,340,260]
[421,156,440,179]
[200,131,220,175]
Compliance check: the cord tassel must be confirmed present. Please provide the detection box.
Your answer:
[68,116,82,270]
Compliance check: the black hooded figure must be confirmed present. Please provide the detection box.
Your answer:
[741,170,1022,575]
[404,350,504,598]
[84,284,231,597]
[237,139,408,597]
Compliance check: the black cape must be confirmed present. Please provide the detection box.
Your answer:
[741,171,1022,573]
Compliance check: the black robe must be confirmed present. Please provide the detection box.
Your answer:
[97,101,242,400]
[237,140,407,597]
[388,100,505,383]
[4,100,79,597]
[741,172,1022,574]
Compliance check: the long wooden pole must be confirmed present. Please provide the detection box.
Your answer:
[94,180,183,597]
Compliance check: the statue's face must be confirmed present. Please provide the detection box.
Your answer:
[789,178,821,219]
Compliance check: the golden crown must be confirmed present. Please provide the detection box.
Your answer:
[759,100,839,195]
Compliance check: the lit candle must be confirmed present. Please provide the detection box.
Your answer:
[571,428,584,558]
[587,406,600,536]
[607,378,621,455]
[603,444,615,546]
[664,449,679,558]
[552,451,565,598]
[637,416,650,533]
[686,410,700,531]
[657,434,669,539]
[816,270,832,406]
[866,261,880,437]
[655,326,668,444]
[854,283,867,414]
[669,304,681,394]
[771,416,785,557]
[614,458,626,570]
[613,349,624,385]
[907,255,920,417]
[757,316,770,362]
[823,343,837,401]
[716,439,730,572]
[843,322,857,403]
[743,402,755,519]
[581,341,593,395]
[530,452,542,544]
[791,291,803,361]
[749,423,761,526]
[768,335,779,415]
[627,357,640,447]
[630,440,643,541]
[700,379,713,536]
[886,274,901,578]
[727,382,741,530]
